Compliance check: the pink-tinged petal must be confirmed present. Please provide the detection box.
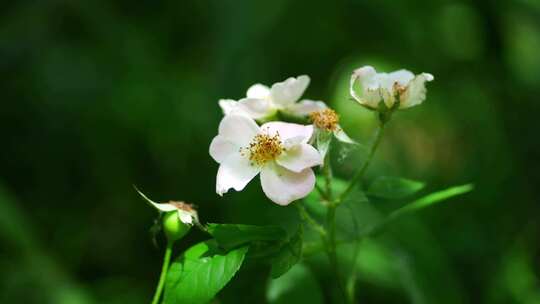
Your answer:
[237,98,274,119]
[260,164,316,206]
[218,99,239,115]
[260,121,313,143]
[270,75,310,107]
[287,99,327,116]
[209,136,238,163]
[246,84,270,99]
[216,153,260,195]
[218,114,259,147]
[276,143,322,173]
[400,73,434,108]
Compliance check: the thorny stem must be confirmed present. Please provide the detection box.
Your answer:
[151,241,173,304]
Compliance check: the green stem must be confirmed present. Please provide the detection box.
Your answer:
[346,210,361,304]
[326,201,347,301]
[336,119,386,205]
[151,242,173,304]
[323,151,333,199]
[296,203,327,237]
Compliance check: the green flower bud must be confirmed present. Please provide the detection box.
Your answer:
[135,186,199,243]
[162,212,190,242]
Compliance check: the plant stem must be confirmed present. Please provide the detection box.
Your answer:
[151,241,173,304]
[326,201,347,301]
[296,202,327,237]
[346,209,361,304]
[336,119,386,205]
[323,150,333,199]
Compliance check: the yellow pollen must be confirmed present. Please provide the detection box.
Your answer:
[240,133,284,166]
[310,109,339,131]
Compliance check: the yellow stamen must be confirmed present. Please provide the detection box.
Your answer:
[310,109,339,131]
[241,133,284,166]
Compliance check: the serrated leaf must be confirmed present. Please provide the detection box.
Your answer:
[164,241,248,304]
[267,263,323,304]
[207,223,287,250]
[367,176,425,199]
[270,225,303,278]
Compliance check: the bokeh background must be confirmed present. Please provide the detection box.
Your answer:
[1,0,539,303]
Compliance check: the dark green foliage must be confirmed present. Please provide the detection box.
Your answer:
[367,176,425,199]
[1,0,538,303]
[164,241,248,304]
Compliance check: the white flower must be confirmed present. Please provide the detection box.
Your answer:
[218,75,326,120]
[209,114,323,205]
[135,187,199,225]
[350,66,434,110]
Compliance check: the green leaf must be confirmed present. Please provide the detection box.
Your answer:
[362,184,474,237]
[367,176,425,199]
[267,263,323,304]
[389,184,474,219]
[270,225,303,278]
[207,223,287,250]
[164,241,248,304]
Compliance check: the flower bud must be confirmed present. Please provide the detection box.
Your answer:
[135,187,199,242]
[162,211,190,242]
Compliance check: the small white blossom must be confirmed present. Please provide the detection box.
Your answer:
[350,66,434,110]
[219,75,326,120]
[209,114,322,205]
[135,187,198,225]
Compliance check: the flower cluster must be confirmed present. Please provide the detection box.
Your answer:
[210,67,433,205]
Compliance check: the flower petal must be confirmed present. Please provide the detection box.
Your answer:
[386,70,415,88]
[209,136,238,163]
[260,121,313,144]
[218,114,260,147]
[276,143,322,173]
[177,210,194,225]
[260,164,316,205]
[270,75,310,107]
[135,187,178,212]
[350,66,381,109]
[333,126,356,144]
[400,73,434,108]
[246,84,271,99]
[237,98,275,119]
[287,99,327,116]
[216,153,260,195]
[218,99,239,115]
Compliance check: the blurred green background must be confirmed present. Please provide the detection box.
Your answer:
[1,0,539,303]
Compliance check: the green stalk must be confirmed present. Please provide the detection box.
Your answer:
[296,202,326,237]
[336,119,386,205]
[323,150,333,199]
[320,146,347,301]
[151,242,173,304]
